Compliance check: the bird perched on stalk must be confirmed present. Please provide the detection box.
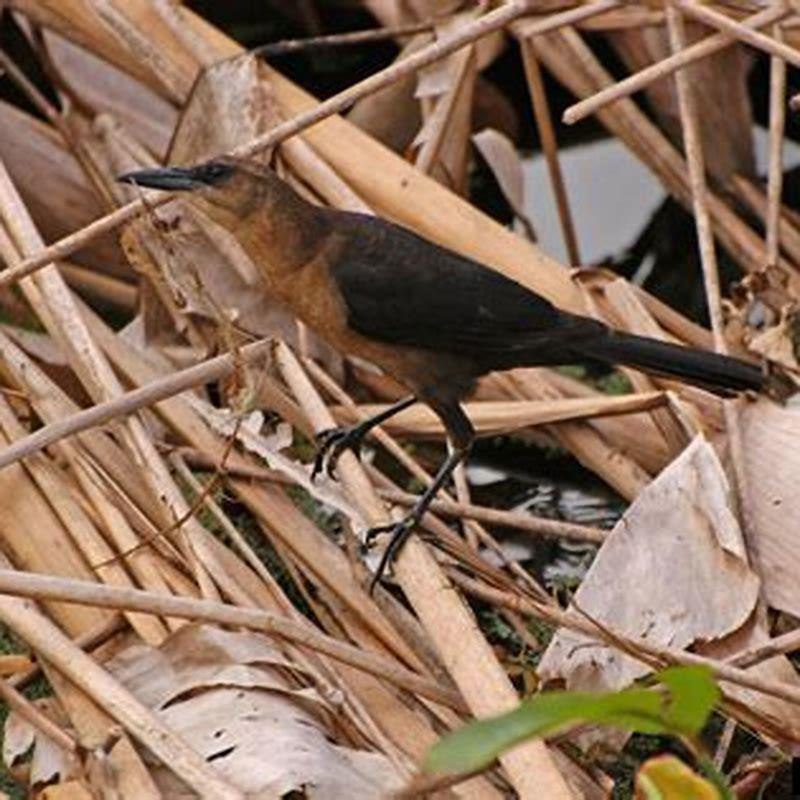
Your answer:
[119,157,787,588]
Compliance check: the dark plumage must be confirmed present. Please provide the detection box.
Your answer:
[119,158,784,588]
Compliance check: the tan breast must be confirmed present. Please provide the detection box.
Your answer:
[261,234,445,395]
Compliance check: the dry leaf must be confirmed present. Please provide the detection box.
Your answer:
[2,709,35,770]
[538,436,760,690]
[747,309,800,371]
[107,624,402,798]
[741,398,800,617]
[123,55,340,369]
[348,35,427,154]
[472,128,536,238]
[44,30,177,157]
[0,103,126,277]
[3,704,77,790]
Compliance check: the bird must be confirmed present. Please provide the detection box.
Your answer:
[119,157,787,588]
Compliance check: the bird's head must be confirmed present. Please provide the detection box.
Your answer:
[118,157,278,230]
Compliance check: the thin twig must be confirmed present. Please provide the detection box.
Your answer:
[666,4,725,354]
[0,677,77,753]
[0,0,619,291]
[93,416,243,567]
[0,569,465,711]
[448,571,800,708]
[562,5,788,125]
[713,717,737,770]
[675,0,800,69]
[252,20,435,58]
[766,19,787,268]
[0,339,272,472]
[666,1,753,543]
[728,626,800,669]
[170,445,606,544]
[519,38,581,265]
[381,485,607,544]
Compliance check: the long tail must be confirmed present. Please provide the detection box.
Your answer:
[579,331,765,396]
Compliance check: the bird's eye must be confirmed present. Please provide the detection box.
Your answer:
[198,162,233,185]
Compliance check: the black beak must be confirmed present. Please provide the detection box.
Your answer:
[117,166,204,192]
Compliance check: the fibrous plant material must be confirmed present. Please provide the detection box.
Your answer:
[0,2,796,798]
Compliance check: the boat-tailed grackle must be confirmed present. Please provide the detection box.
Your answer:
[119,158,788,587]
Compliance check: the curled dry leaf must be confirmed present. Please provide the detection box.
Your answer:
[538,436,760,691]
[746,308,800,371]
[3,704,77,790]
[107,624,402,798]
[122,54,340,369]
[2,708,35,772]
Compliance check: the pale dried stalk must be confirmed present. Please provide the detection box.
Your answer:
[519,38,580,265]
[281,137,372,213]
[0,0,617,292]
[0,394,169,644]
[766,21,787,267]
[0,193,165,289]
[275,343,573,799]
[713,718,737,770]
[59,263,137,311]
[0,329,180,588]
[676,0,800,68]
[94,0,191,102]
[342,393,667,437]
[561,5,788,125]
[9,615,125,690]
[0,159,217,592]
[0,568,463,711]
[251,20,437,57]
[415,45,475,175]
[0,339,272,471]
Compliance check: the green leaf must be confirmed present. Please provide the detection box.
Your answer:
[425,667,720,775]
[655,666,719,737]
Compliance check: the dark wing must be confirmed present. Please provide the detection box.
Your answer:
[329,213,603,365]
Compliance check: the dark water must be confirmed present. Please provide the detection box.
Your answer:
[468,439,624,591]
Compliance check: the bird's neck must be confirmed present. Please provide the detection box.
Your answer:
[236,173,331,278]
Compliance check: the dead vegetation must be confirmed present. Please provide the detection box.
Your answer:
[0,1,796,797]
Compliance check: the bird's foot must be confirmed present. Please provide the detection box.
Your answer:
[311,425,365,481]
[363,515,419,593]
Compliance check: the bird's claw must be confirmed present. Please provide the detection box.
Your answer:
[364,516,418,593]
[311,426,364,481]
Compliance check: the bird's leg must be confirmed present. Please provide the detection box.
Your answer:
[312,395,416,480]
[366,400,474,592]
